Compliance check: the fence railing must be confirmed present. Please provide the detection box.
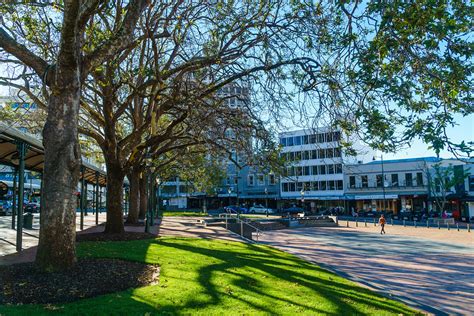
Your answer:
[220,213,263,241]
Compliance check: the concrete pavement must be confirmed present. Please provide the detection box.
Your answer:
[258,225,474,315]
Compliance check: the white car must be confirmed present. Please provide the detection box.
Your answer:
[248,205,275,214]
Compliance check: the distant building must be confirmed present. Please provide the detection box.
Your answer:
[278,127,370,211]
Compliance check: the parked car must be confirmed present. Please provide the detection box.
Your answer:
[248,205,275,214]
[225,205,248,214]
[24,202,40,213]
[283,206,304,215]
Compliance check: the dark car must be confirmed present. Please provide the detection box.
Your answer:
[283,206,304,214]
[225,205,248,214]
[24,202,40,213]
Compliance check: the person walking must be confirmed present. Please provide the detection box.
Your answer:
[379,214,386,234]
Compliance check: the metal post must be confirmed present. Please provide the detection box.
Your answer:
[79,167,85,230]
[468,223,470,232]
[11,167,17,229]
[373,218,376,226]
[95,172,99,226]
[225,214,228,229]
[356,219,358,227]
[427,219,429,228]
[457,223,459,231]
[365,219,367,227]
[438,221,440,229]
[240,220,243,236]
[346,220,349,227]
[16,142,26,252]
[447,222,450,230]
[403,219,406,227]
[414,220,417,228]
[391,218,393,226]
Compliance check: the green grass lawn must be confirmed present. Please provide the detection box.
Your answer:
[0,237,420,315]
[162,210,208,217]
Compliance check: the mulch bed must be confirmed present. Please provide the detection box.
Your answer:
[76,232,156,242]
[0,258,159,305]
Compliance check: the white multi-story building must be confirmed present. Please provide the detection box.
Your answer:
[279,128,365,210]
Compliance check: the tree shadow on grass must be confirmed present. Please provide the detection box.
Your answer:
[0,237,420,315]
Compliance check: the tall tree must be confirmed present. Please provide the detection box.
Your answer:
[0,0,151,271]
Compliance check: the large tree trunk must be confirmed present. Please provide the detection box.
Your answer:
[104,160,125,234]
[36,85,81,271]
[126,166,140,224]
[139,171,147,220]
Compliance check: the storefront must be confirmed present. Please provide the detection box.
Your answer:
[349,194,399,213]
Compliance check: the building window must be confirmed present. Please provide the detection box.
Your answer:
[319,165,326,175]
[269,174,276,185]
[435,178,441,192]
[303,135,309,144]
[328,180,335,190]
[333,131,341,141]
[312,165,318,175]
[361,175,368,188]
[303,166,310,176]
[326,132,333,142]
[405,173,413,186]
[349,176,356,188]
[289,152,295,161]
[303,150,310,160]
[257,174,265,185]
[311,150,318,159]
[296,182,303,191]
[376,174,383,188]
[319,181,327,190]
[288,167,295,176]
[328,164,335,174]
[335,164,342,174]
[326,148,334,158]
[294,136,302,146]
[336,180,343,190]
[416,172,423,186]
[318,133,325,143]
[309,134,317,144]
[296,166,303,176]
[469,176,474,192]
[248,175,254,186]
[334,147,341,157]
[319,149,326,159]
[311,181,318,191]
[295,151,302,161]
[282,183,289,192]
[287,137,294,146]
[391,174,399,187]
[289,182,296,192]
[280,137,287,147]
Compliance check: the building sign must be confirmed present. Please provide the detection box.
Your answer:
[354,194,398,200]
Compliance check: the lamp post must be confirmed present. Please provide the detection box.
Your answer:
[373,154,387,212]
[265,187,269,217]
[300,188,305,207]
[156,178,161,218]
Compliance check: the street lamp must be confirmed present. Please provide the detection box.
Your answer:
[300,188,305,206]
[264,187,269,217]
[156,178,161,218]
[373,154,387,212]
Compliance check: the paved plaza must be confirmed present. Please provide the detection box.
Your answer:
[258,224,474,315]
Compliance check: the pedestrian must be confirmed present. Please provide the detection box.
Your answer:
[379,214,386,234]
